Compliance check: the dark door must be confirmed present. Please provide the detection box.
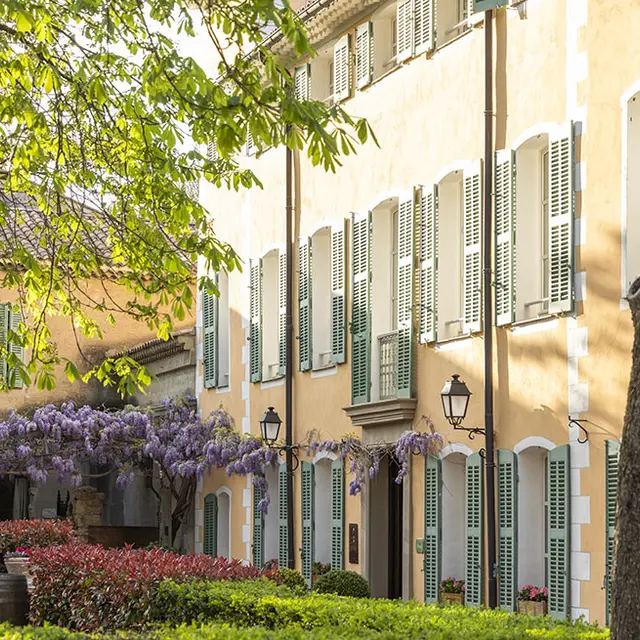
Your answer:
[387,456,403,599]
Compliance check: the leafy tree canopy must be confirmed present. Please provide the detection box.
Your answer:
[0,0,374,395]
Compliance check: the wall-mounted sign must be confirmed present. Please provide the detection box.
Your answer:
[41,508,57,519]
[348,524,359,565]
[473,0,507,12]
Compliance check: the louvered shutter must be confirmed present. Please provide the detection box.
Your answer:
[497,450,518,612]
[355,22,373,89]
[0,304,7,383]
[206,138,218,161]
[495,150,516,326]
[278,463,289,568]
[424,455,441,604]
[246,130,256,156]
[8,309,23,389]
[331,221,347,365]
[414,0,434,53]
[419,185,438,343]
[294,64,311,101]
[547,444,571,619]
[202,279,219,389]
[331,459,345,570]
[397,192,415,398]
[279,252,287,376]
[548,124,574,314]
[203,493,218,557]
[301,461,315,586]
[250,261,262,383]
[298,238,312,372]
[396,0,413,63]
[351,212,371,405]
[463,161,483,334]
[333,34,351,102]
[252,484,265,567]
[465,452,484,607]
[605,440,620,625]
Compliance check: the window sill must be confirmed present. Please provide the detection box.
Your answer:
[510,315,559,336]
[311,365,337,379]
[260,376,285,390]
[216,385,231,395]
[434,27,473,55]
[368,63,403,89]
[434,334,474,352]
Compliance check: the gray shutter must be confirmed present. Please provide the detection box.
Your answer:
[355,22,373,89]
[333,34,351,102]
[203,493,218,557]
[419,185,438,343]
[396,0,413,62]
[414,0,434,53]
[351,211,371,405]
[8,308,23,389]
[301,461,315,586]
[547,444,571,619]
[294,63,311,101]
[202,278,219,389]
[465,452,484,607]
[252,484,264,568]
[331,221,347,365]
[424,455,441,604]
[497,450,518,612]
[605,440,620,626]
[397,192,415,398]
[298,238,312,372]
[278,463,289,568]
[279,251,287,376]
[331,459,345,570]
[495,150,516,326]
[548,123,575,314]
[463,161,483,334]
[250,260,262,383]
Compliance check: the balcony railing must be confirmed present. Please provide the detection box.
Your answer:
[378,331,398,401]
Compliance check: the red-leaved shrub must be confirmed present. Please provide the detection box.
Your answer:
[29,544,278,631]
[0,518,76,554]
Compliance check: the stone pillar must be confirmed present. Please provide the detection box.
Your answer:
[72,486,105,541]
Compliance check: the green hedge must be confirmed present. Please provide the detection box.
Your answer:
[312,570,370,598]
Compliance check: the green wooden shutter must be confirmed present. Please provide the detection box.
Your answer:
[605,440,620,626]
[424,455,441,604]
[495,150,516,327]
[497,450,518,612]
[279,252,287,376]
[333,34,351,102]
[396,0,413,62]
[463,161,483,334]
[252,484,265,567]
[278,463,289,568]
[331,459,345,570]
[331,221,347,365]
[355,22,373,89]
[414,0,434,53]
[351,211,371,405]
[8,308,23,389]
[202,277,219,389]
[547,444,571,619]
[465,452,484,607]
[419,185,438,344]
[250,260,262,383]
[294,63,311,101]
[298,238,312,372]
[0,303,8,383]
[301,461,315,586]
[548,124,575,314]
[203,493,218,557]
[397,192,415,399]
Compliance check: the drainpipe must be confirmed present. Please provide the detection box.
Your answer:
[285,126,295,570]
[483,8,498,610]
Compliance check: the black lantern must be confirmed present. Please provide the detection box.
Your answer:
[259,406,282,446]
[440,374,472,428]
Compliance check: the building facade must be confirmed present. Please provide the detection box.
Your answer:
[196,0,639,625]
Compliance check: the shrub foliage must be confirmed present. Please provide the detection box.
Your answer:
[312,570,370,598]
[0,519,75,554]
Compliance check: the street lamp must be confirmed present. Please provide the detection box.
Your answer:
[440,374,484,438]
[259,406,282,447]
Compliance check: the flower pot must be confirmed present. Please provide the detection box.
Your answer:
[440,591,464,605]
[517,600,547,616]
[3,558,30,578]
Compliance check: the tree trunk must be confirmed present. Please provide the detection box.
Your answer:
[612,276,640,638]
[171,476,196,548]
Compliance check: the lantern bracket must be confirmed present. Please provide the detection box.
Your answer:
[453,424,486,440]
[568,417,589,444]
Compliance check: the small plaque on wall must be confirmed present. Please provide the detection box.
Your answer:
[348,523,359,565]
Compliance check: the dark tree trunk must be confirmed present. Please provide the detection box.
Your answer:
[170,476,196,547]
[612,276,640,638]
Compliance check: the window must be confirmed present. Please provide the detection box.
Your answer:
[0,303,24,389]
[436,0,469,47]
[311,229,332,369]
[294,64,311,101]
[370,4,397,78]
[309,45,333,105]
[355,22,373,89]
[202,270,230,389]
[441,453,466,584]
[262,250,283,381]
[396,0,435,62]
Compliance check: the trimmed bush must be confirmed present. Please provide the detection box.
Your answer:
[29,544,278,632]
[276,568,307,595]
[312,570,370,598]
[0,519,76,555]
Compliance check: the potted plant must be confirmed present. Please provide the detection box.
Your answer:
[3,547,31,577]
[517,584,548,616]
[311,561,331,587]
[440,577,465,605]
